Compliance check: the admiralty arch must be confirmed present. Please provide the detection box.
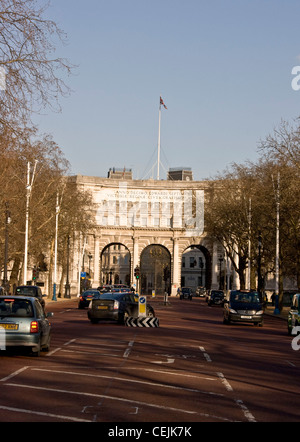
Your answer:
[67,169,240,297]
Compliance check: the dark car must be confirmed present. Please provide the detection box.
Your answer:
[97,285,112,293]
[180,287,193,300]
[0,295,53,356]
[87,292,155,324]
[78,289,101,309]
[15,285,45,310]
[287,293,300,335]
[208,290,224,306]
[223,290,264,326]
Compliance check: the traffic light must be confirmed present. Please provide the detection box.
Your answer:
[32,266,37,280]
[134,266,140,279]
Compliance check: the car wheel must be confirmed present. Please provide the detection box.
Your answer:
[147,309,155,318]
[42,334,51,352]
[121,311,130,325]
[31,340,41,357]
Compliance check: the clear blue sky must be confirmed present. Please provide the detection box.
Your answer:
[34,0,300,180]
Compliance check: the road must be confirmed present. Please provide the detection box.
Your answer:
[0,296,299,424]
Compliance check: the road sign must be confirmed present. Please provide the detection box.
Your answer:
[125,317,159,327]
[138,295,146,317]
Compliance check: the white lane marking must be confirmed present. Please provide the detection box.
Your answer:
[287,360,296,367]
[152,358,175,364]
[235,399,256,422]
[4,382,201,416]
[217,372,233,392]
[123,340,134,358]
[46,347,61,357]
[0,366,29,382]
[32,368,224,396]
[199,346,212,362]
[46,338,77,357]
[109,367,217,381]
[0,404,91,422]
[63,338,77,346]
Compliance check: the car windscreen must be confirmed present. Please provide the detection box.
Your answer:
[82,291,99,296]
[96,293,123,301]
[0,299,34,317]
[230,291,260,303]
[15,287,35,296]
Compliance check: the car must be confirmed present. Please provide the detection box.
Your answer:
[0,295,53,356]
[97,285,112,293]
[195,286,206,297]
[78,289,101,309]
[287,293,300,335]
[15,285,45,310]
[223,290,264,326]
[180,287,193,300]
[208,290,224,306]
[87,292,155,324]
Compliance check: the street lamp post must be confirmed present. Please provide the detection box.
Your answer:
[64,235,71,298]
[23,160,38,285]
[3,202,11,294]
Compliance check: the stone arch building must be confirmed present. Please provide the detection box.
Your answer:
[68,173,237,296]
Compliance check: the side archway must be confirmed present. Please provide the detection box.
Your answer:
[181,244,212,291]
[100,243,131,286]
[140,244,171,296]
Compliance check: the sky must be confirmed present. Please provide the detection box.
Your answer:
[34,0,300,181]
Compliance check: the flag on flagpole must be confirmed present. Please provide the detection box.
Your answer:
[160,96,167,109]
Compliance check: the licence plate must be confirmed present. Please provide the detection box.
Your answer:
[97,306,108,310]
[241,316,252,319]
[0,323,19,330]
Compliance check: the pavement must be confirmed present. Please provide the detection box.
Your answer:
[264,304,289,320]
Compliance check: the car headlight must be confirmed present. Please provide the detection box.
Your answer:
[255,310,264,315]
[229,308,237,314]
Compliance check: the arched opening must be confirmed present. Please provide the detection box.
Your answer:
[140,245,171,296]
[100,243,131,286]
[181,245,211,291]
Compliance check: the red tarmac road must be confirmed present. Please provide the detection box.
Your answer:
[0,296,299,423]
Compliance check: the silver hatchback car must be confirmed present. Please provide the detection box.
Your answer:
[0,296,53,356]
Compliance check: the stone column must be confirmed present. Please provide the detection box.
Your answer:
[132,235,139,288]
[211,241,219,289]
[171,237,180,296]
[93,234,100,287]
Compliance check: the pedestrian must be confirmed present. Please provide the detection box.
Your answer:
[271,292,275,306]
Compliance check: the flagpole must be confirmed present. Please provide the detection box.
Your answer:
[157,100,161,180]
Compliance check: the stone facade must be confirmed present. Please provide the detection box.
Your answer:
[68,174,236,296]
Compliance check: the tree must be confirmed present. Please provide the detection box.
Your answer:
[206,165,255,290]
[0,0,73,130]
[258,117,300,171]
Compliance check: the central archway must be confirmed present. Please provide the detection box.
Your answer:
[140,245,171,296]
